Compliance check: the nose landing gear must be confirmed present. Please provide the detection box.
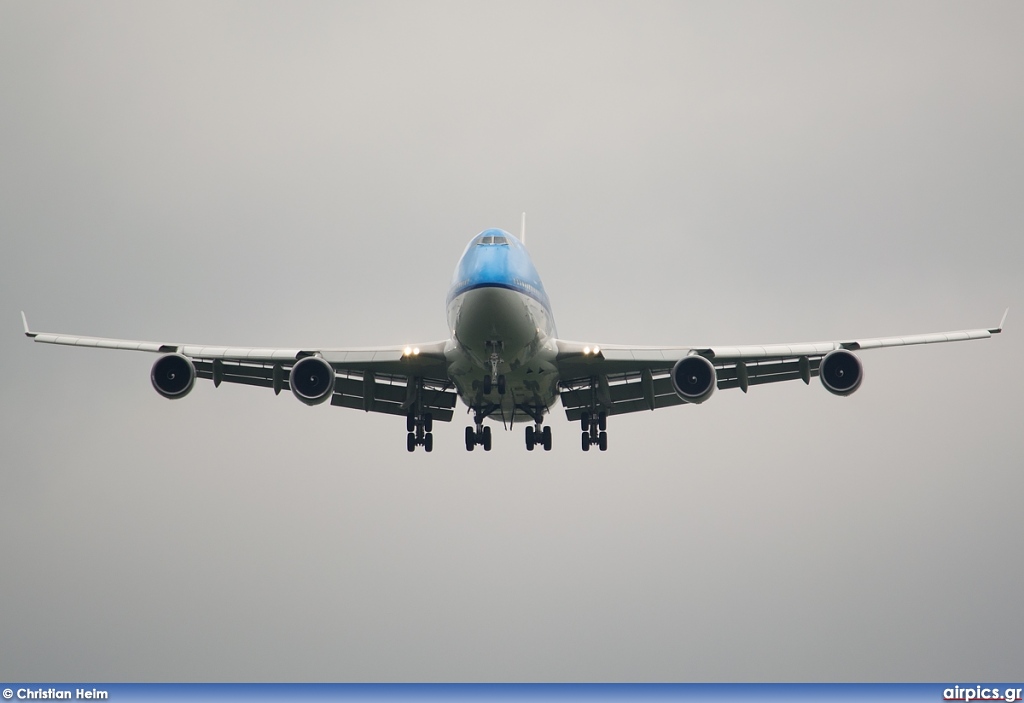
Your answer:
[482,374,506,396]
[483,341,506,396]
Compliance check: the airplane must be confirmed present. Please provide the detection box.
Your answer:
[21,220,1007,453]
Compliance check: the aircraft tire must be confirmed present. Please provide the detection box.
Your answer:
[424,433,433,453]
[525,425,535,451]
[581,432,590,451]
[598,431,608,451]
[465,427,475,451]
[407,432,416,452]
[543,426,552,451]
[483,426,492,451]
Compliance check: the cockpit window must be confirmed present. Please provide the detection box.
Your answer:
[477,235,509,246]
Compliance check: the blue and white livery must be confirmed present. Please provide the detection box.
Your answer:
[22,226,1007,453]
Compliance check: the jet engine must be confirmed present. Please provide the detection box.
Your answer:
[151,353,196,399]
[671,355,717,404]
[819,349,863,396]
[289,356,336,406]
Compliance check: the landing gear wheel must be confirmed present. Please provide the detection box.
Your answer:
[482,425,492,451]
[580,411,590,431]
[465,426,475,452]
[407,432,416,452]
[543,425,552,451]
[525,425,535,451]
[424,433,433,453]
[497,375,506,395]
[483,376,492,395]
[598,431,608,451]
[407,414,415,432]
[582,431,590,451]
[423,413,433,433]
[598,412,607,431]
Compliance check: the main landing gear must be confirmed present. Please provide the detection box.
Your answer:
[580,410,608,452]
[465,410,493,452]
[406,409,433,452]
[518,403,552,452]
[525,424,552,451]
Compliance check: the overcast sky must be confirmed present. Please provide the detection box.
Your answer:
[1,0,1022,682]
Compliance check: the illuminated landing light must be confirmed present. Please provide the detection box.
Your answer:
[413,347,420,355]
[404,346,412,356]
[584,346,591,355]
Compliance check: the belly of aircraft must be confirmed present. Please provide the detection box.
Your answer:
[446,286,559,422]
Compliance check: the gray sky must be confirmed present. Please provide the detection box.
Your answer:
[1,0,1022,682]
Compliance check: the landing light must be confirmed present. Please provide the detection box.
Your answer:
[413,347,420,355]
[584,346,591,355]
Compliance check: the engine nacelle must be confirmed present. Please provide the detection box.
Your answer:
[289,356,336,406]
[671,355,717,404]
[819,349,863,396]
[151,354,196,400]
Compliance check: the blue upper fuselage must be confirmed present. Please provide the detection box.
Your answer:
[447,229,553,318]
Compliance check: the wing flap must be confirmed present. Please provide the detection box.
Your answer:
[560,370,685,421]
[330,393,454,422]
[562,393,686,422]
[194,360,284,390]
[331,370,456,421]
[715,357,823,387]
[192,361,457,421]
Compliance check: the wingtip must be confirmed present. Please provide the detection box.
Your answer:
[991,307,1009,334]
[21,310,36,338]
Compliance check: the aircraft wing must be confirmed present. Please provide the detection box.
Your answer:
[21,313,457,422]
[554,310,1007,421]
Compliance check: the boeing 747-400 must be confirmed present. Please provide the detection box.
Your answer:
[22,224,1006,453]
